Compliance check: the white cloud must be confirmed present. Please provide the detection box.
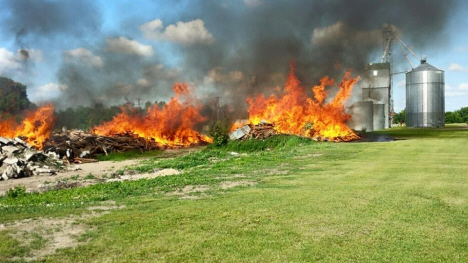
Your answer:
[106,37,154,57]
[454,46,468,53]
[31,83,68,101]
[446,83,468,97]
[64,48,103,67]
[37,83,68,92]
[244,0,262,7]
[0,48,21,74]
[448,63,468,72]
[140,19,215,45]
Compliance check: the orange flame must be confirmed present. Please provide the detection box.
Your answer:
[93,83,212,147]
[245,63,360,141]
[0,105,56,148]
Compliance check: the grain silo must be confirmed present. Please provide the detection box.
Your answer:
[405,58,445,127]
[362,63,390,128]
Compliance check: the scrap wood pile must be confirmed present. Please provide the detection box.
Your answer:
[229,122,278,141]
[0,136,62,180]
[43,129,160,162]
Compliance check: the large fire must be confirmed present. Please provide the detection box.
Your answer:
[93,83,213,147]
[245,63,360,141]
[0,105,55,148]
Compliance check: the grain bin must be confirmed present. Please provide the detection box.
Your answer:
[406,58,445,127]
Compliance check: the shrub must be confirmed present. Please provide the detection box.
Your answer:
[6,185,27,198]
[209,118,231,147]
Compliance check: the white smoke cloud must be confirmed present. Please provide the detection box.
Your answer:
[311,21,345,45]
[206,67,245,83]
[446,83,468,97]
[140,19,215,45]
[136,78,149,87]
[448,63,468,72]
[311,21,381,46]
[64,47,103,67]
[106,37,154,57]
[0,48,21,74]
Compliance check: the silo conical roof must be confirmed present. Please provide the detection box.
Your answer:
[411,61,443,72]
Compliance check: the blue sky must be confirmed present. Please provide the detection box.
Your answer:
[0,0,467,112]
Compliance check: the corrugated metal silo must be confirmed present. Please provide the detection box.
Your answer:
[406,59,445,127]
[373,103,385,130]
[347,101,374,132]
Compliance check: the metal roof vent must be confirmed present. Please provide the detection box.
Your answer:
[421,55,427,64]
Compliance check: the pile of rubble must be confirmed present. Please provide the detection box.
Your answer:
[43,129,160,161]
[0,137,61,180]
[230,122,278,141]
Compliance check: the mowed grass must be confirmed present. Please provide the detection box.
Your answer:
[1,127,468,262]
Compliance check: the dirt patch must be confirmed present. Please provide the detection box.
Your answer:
[1,203,124,261]
[4,167,180,194]
[262,168,290,176]
[215,174,247,180]
[293,153,323,159]
[0,146,203,195]
[167,185,210,199]
[108,168,180,182]
[0,159,141,195]
[167,180,257,199]
[219,180,257,189]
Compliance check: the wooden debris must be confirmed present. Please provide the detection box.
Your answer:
[230,122,278,141]
[42,129,161,161]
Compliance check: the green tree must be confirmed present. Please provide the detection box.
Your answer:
[0,77,31,114]
[457,107,468,123]
[445,111,463,124]
[208,118,231,147]
[54,105,121,130]
[393,109,406,124]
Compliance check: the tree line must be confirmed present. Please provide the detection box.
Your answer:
[393,107,468,124]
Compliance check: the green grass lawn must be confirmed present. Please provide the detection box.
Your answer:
[1,127,468,262]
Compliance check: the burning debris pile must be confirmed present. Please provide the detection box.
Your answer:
[0,83,212,167]
[0,136,61,180]
[92,83,213,147]
[44,129,160,161]
[0,105,55,149]
[232,63,361,142]
[230,122,278,141]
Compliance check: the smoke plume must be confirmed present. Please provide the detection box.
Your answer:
[0,0,459,112]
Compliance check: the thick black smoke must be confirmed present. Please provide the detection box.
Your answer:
[0,0,460,112]
[168,0,457,114]
[179,0,456,86]
[1,0,101,47]
[55,52,179,108]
